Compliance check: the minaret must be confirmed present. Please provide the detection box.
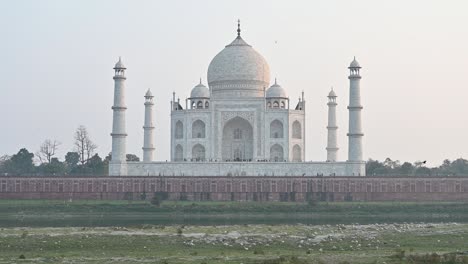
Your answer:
[110,57,127,175]
[326,88,339,162]
[142,89,155,162]
[347,57,364,162]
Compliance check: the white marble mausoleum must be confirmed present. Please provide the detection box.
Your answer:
[109,22,366,176]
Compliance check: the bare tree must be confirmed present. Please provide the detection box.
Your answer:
[0,155,10,169]
[0,155,10,163]
[36,139,61,163]
[74,125,97,165]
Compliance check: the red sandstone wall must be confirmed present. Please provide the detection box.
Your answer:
[0,176,467,202]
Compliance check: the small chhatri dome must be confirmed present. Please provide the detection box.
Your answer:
[145,89,153,97]
[190,79,210,98]
[328,88,337,97]
[349,56,360,68]
[114,56,126,69]
[266,78,287,98]
[207,20,270,98]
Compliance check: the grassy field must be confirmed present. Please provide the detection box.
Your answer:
[1,200,468,263]
[1,223,468,263]
[1,199,468,227]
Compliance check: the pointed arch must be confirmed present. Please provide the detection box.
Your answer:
[292,145,302,162]
[222,116,253,161]
[270,144,284,162]
[192,120,205,138]
[292,120,302,139]
[175,121,184,139]
[270,119,283,138]
[192,144,205,161]
[175,144,183,161]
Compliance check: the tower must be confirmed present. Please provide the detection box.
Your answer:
[142,89,155,162]
[326,88,338,162]
[347,57,364,162]
[110,57,128,175]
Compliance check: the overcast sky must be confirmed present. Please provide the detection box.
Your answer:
[1,0,467,166]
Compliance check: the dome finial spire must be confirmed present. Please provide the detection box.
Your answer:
[114,56,125,69]
[199,77,202,85]
[237,19,241,37]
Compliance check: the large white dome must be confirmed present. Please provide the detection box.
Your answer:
[207,35,270,98]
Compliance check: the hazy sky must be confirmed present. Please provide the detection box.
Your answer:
[1,0,467,166]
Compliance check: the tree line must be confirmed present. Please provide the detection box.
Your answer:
[366,158,468,176]
[0,125,139,176]
[1,127,467,176]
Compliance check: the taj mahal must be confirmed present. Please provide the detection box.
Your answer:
[109,22,366,177]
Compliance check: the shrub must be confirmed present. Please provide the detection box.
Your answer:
[253,248,265,255]
[151,192,169,207]
[307,198,318,207]
[123,192,133,203]
[176,227,183,236]
[260,256,308,264]
[150,195,161,207]
[391,249,405,260]
[306,193,318,206]
[179,193,187,201]
[405,252,464,264]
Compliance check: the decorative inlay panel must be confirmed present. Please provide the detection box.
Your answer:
[221,111,255,124]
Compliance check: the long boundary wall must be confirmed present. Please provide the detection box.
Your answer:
[1,176,468,202]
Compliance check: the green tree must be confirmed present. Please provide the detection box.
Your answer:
[450,158,468,175]
[85,154,105,175]
[5,148,35,175]
[365,158,468,177]
[441,159,451,169]
[65,152,81,175]
[39,158,67,175]
[103,153,140,162]
[126,154,140,162]
[65,152,80,167]
[366,159,389,176]
[104,153,111,163]
[0,155,11,174]
[400,162,414,176]
[414,166,431,176]
[383,158,401,170]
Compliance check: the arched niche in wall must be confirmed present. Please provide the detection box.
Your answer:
[192,120,206,138]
